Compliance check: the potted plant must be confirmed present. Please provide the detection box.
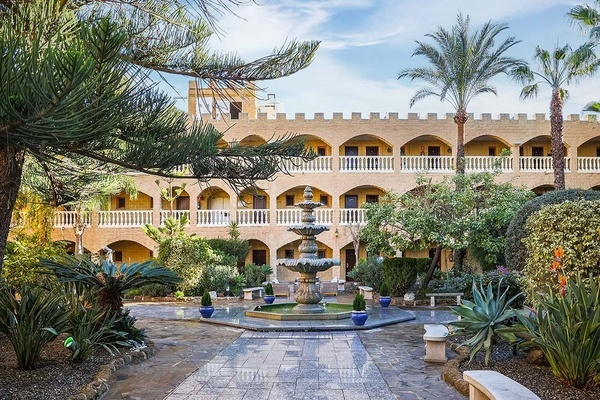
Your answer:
[351,293,368,326]
[264,283,275,304]
[199,292,214,318]
[378,281,392,308]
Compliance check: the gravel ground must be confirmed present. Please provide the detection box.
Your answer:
[0,333,116,400]
[458,340,600,400]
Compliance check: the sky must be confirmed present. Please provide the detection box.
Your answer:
[166,0,599,119]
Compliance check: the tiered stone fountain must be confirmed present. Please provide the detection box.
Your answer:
[276,186,340,314]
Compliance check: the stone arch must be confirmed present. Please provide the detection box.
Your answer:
[103,240,153,265]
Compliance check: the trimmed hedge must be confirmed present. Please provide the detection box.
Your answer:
[505,189,600,271]
[523,200,600,297]
[382,257,430,296]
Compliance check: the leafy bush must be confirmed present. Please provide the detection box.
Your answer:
[206,238,250,266]
[242,263,273,288]
[113,308,146,344]
[0,285,69,369]
[353,293,366,311]
[173,290,184,299]
[135,283,170,298]
[522,200,600,297]
[195,257,239,295]
[509,274,600,388]
[156,236,214,293]
[201,292,212,307]
[449,279,522,365]
[265,283,274,296]
[379,281,391,297]
[347,256,384,290]
[382,257,430,296]
[505,189,600,271]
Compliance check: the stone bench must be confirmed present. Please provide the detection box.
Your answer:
[321,282,338,296]
[242,287,263,300]
[423,324,448,362]
[463,370,540,400]
[358,286,373,300]
[272,283,292,297]
[425,292,464,307]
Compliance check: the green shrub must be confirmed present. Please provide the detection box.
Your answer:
[0,285,69,369]
[347,256,384,290]
[201,292,212,307]
[353,293,366,311]
[522,200,600,297]
[379,281,391,297]
[505,189,600,271]
[136,283,169,297]
[348,256,383,290]
[509,274,600,388]
[157,236,214,292]
[195,258,239,295]
[206,238,250,265]
[243,263,273,288]
[382,257,430,296]
[449,279,522,365]
[113,309,146,344]
[265,283,274,296]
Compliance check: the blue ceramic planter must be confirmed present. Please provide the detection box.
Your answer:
[264,295,275,304]
[379,296,392,308]
[199,306,214,318]
[351,311,368,326]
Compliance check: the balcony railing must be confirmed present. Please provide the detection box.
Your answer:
[197,210,230,226]
[159,210,190,225]
[577,157,600,172]
[98,210,153,227]
[54,211,91,228]
[276,208,333,225]
[519,157,571,172]
[465,156,513,172]
[339,208,367,225]
[282,156,332,173]
[237,209,269,226]
[339,156,394,172]
[399,156,454,173]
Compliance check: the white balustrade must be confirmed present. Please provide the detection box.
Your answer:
[283,156,332,173]
[276,208,333,225]
[197,210,230,226]
[339,156,394,172]
[98,210,153,227]
[159,210,191,225]
[236,209,270,226]
[53,211,91,228]
[519,157,570,172]
[339,208,367,225]
[465,156,513,172]
[577,157,600,172]
[399,156,454,173]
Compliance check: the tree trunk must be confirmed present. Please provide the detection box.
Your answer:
[421,247,442,291]
[0,146,26,274]
[454,109,469,175]
[550,90,565,190]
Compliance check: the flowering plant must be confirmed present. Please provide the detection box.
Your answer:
[550,246,568,297]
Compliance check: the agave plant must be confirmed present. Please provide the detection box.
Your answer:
[449,279,522,365]
[0,284,70,369]
[41,256,181,314]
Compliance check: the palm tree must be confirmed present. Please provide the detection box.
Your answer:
[512,44,599,190]
[398,13,523,174]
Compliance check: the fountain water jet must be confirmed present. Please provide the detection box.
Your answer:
[276,186,340,313]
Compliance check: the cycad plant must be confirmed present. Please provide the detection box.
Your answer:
[449,279,522,365]
[41,256,181,314]
[0,284,70,369]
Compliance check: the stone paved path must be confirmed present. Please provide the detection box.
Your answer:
[165,331,395,400]
[102,300,465,400]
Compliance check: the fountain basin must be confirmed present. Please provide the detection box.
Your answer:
[245,303,362,321]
